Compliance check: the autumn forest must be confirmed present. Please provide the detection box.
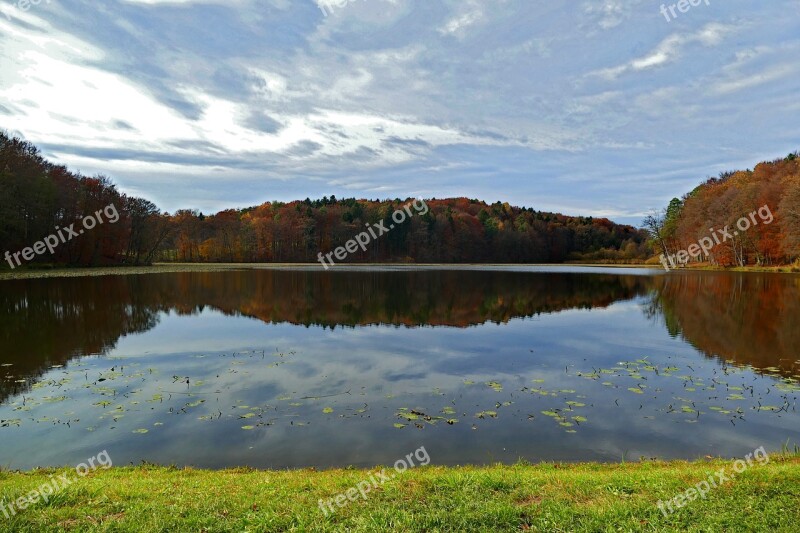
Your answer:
[1,131,798,268]
[646,152,800,267]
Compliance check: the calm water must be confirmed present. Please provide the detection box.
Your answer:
[1,267,799,470]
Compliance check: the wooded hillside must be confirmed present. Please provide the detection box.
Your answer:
[0,133,649,266]
[646,152,800,267]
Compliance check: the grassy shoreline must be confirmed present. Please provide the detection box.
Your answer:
[1,455,799,531]
[0,264,250,281]
[0,263,655,282]
[5,261,799,282]
[672,264,800,274]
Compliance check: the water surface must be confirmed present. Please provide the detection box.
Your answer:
[1,267,798,469]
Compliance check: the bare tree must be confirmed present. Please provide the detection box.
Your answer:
[643,211,670,257]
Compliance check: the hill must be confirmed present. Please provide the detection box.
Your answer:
[0,132,649,267]
[646,152,800,267]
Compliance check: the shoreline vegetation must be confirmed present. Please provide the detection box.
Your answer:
[3,134,798,271]
[644,152,800,270]
[2,262,799,282]
[1,133,651,269]
[2,453,798,531]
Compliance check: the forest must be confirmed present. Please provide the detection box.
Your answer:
[3,131,798,268]
[0,132,649,266]
[0,133,170,267]
[646,152,800,267]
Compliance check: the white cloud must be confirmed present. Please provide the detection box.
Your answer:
[438,1,484,37]
[590,23,736,80]
[1,0,797,219]
[583,0,639,30]
[712,64,797,94]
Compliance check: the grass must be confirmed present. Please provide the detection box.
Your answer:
[0,263,302,281]
[0,264,252,281]
[5,262,800,281]
[647,260,800,274]
[1,263,651,282]
[0,262,668,282]
[1,455,799,532]
[693,265,800,274]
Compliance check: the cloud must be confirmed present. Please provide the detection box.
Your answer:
[710,42,800,95]
[590,23,736,79]
[712,64,796,95]
[0,0,796,222]
[583,0,640,30]
[438,1,484,37]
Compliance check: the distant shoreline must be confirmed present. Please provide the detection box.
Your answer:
[0,262,660,281]
[2,262,798,281]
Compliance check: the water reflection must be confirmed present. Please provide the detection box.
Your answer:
[0,269,652,401]
[648,272,800,374]
[0,268,798,469]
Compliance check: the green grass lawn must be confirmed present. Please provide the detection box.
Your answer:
[1,455,799,532]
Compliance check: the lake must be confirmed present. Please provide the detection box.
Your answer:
[1,266,799,470]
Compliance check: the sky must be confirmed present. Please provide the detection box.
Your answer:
[0,0,798,225]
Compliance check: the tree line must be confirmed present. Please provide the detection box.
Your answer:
[0,132,170,267]
[0,132,650,267]
[645,152,800,267]
[163,198,649,264]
